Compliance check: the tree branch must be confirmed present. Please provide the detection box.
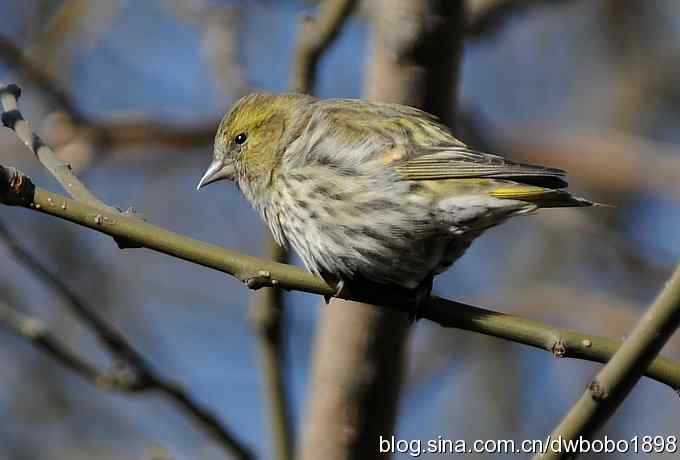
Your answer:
[1,165,679,394]
[0,300,101,381]
[425,297,680,392]
[249,237,293,460]
[0,83,106,208]
[290,0,358,94]
[2,81,680,460]
[534,264,680,459]
[2,80,680,394]
[0,219,254,460]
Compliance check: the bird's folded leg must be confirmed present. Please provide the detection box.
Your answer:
[325,279,351,303]
[410,274,434,322]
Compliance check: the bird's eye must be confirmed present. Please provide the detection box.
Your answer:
[234,132,247,145]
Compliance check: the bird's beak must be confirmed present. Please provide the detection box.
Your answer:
[197,159,234,190]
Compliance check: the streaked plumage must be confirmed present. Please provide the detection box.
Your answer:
[198,93,593,289]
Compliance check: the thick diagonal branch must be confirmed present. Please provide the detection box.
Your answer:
[535,264,680,460]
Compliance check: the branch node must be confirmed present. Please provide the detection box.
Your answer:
[123,206,144,220]
[552,337,567,358]
[89,212,141,250]
[107,207,145,249]
[302,12,316,26]
[588,379,609,402]
[0,83,21,99]
[1,109,23,129]
[20,317,46,338]
[245,270,275,289]
[97,362,148,392]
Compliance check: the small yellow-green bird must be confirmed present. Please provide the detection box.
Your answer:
[198,93,593,292]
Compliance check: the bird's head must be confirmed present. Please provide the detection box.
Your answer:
[197,92,314,196]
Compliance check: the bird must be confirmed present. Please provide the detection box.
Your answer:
[198,92,594,299]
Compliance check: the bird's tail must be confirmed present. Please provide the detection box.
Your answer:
[487,185,599,208]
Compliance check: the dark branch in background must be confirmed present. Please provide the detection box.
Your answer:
[0,219,253,460]
[466,0,571,38]
[2,83,680,394]
[0,34,217,150]
[535,264,680,460]
[289,3,362,457]
[248,3,362,456]
[245,0,362,454]
[290,0,358,94]
[0,301,101,380]
[249,238,292,460]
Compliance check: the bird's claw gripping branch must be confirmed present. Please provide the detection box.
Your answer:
[0,165,35,207]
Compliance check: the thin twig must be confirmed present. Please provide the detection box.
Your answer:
[0,82,105,208]
[2,166,679,392]
[290,0,358,94]
[534,263,680,460]
[0,219,254,460]
[249,238,293,460]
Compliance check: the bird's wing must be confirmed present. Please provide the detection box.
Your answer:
[395,146,569,189]
[313,98,568,189]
